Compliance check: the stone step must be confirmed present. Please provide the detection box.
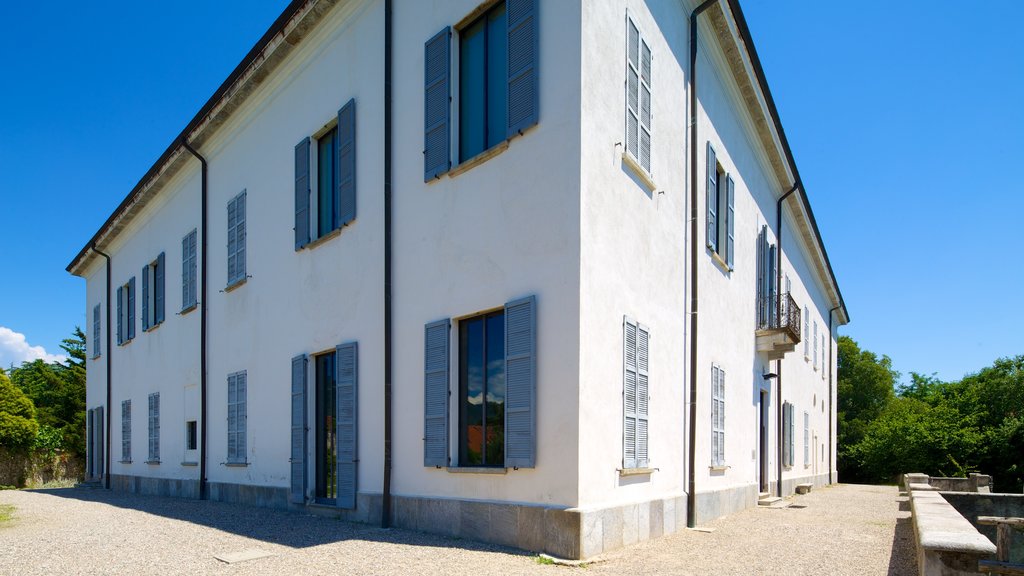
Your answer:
[757,496,790,508]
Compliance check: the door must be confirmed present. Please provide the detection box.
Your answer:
[759,390,769,492]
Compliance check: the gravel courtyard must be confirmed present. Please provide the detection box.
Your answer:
[0,483,914,575]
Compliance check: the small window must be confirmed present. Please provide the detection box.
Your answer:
[459,1,508,163]
[622,318,650,469]
[803,307,810,360]
[227,372,247,464]
[92,304,101,358]
[803,411,810,467]
[148,393,160,463]
[625,15,652,174]
[711,364,725,467]
[186,421,198,451]
[227,190,247,287]
[142,253,165,331]
[116,278,136,345]
[813,321,819,370]
[121,399,131,462]
[316,127,340,238]
[182,229,198,312]
[782,402,794,468]
[459,310,506,467]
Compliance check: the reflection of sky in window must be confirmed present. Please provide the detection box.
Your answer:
[466,360,505,404]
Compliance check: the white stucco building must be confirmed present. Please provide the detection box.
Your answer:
[69,0,848,559]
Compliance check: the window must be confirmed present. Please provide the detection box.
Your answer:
[782,402,794,468]
[147,393,160,463]
[803,411,810,467]
[141,252,165,331]
[227,190,246,287]
[813,321,819,370]
[308,344,358,508]
[294,100,355,250]
[803,306,810,360]
[711,364,725,467]
[625,15,652,174]
[116,277,136,345]
[459,310,506,466]
[822,334,827,379]
[121,399,131,462]
[623,317,650,469]
[92,304,101,358]
[422,297,535,469]
[423,0,537,180]
[186,421,198,451]
[755,226,777,327]
[706,143,736,268]
[182,229,197,311]
[227,372,247,464]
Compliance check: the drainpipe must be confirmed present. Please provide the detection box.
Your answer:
[91,244,112,490]
[686,0,719,529]
[775,183,797,497]
[827,306,839,485]
[181,138,209,501]
[381,0,394,529]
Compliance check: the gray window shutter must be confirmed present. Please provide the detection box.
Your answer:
[424,27,451,181]
[335,342,357,510]
[639,38,652,173]
[295,138,311,250]
[155,252,165,324]
[122,399,131,461]
[290,355,308,503]
[423,319,450,467]
[116,286,123,345]
[804,411,809,465]
[636,322,649,468]
[506,0,538,137]
[767,244,777,326]
[127,277,136,340]
[726,176,735,268]
[756,227,765,326]
[237,372,247,461]
[337,99,356,228]
[706,142,717,250]
[505,295,536,468]
[93,304,101,358]
[141,265,150,331]
[781,402,789,467]
[237,192,246,281]
[623,318,638,469]
[227,374,238,462]
[712,365,725,466]
[182,230,197,309]
[789,403,795,467]
[625,18,639,161]
[96,406,104,479]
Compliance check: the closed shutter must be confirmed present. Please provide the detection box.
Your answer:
[813,321,818,369]
[804,411,809,465]
[148,393,160,461]
[424,27,451,181]
[625,18,639,161]
[127,277,136,340]
[93,304,101,358]
[639,36,652,172]
[804,307,809,357]
[623,318,638,469]
[183,230,197,309]
[712,365,725,466]
[755,227,764,326]
[507,0,538,137]
[423,319,450,467]
[295,137,311,249]
[142,264,150,331]
[706,142,717,250]
[505,296,536,468]
[86,409,94,479]
[726,176,735,268]
[335,342,357,510]
[767,245,777,326]
[337,99,357,228]
[290,355,308,504]
[122,399,131,462]
[227,372,247,463]
[116,286,123,345]
[96,407,104,479]
[155,252,165,324]
[636,322,649,468]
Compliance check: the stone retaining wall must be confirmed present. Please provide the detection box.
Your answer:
[0,449,83,488]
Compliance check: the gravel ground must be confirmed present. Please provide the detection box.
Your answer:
[0,483,914,576]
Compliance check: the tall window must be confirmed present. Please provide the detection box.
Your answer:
[803,410,810,466]
[782,401,794,468]
[121,399,131,462]
[227,190,246,287]
[711,364,725,467]
[625,16,652,174]
[622,318,650,469]
[459,310,506,466]
[182,229,197,311]
[147,393,160,463]
[315,352,337,502]
[803,306,810,359]
[705,143,735,267]
[813,321,819,370]
[317,127,339,237]
[116,277,135,345]
[92,304,101,358]
[186,421,198,451]
[227,372,247,464]
[141,252,165,331]
[459,1,507,162]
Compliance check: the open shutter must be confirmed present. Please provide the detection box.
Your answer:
[337,99,356,228]
[505,295,536,468]
[636,322,650,468]
[336,342,358,510]
[424,27,451,181]
[781,402,789,467]
[623,318,637,469]
[116,286,123,345]
[626,18,639,161]
[706,142,717,250]
[507,0,538,137]
[237,373,247,462]
[767,244,777,326]
[141,265,150,331]
[155,252,165,324]
[127,277,135,340]
[122,400,131,462]
[96,406,104,479]
[227,374,238,462]
[290,355,308,503]
[423,319,450,467]
[639,38,651,173]
[295,138,311,249]
[726,176,735,268]
[236,192,246,281]
[182,234,191,306]
[93,304,101,358]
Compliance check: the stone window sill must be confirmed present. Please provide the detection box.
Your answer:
[709,249,733,273]
[145,460,160,465]
[619,467,656,477]
[301,226,344,251]
[181,461,198,467]
[224,277,248,293]
[180,303,198,316]
[224,462,249,468]
[709,465,729,472]
[621,151,657,192]
[447,140,511,179]
[119,460,132,464]
[446,466,507,475]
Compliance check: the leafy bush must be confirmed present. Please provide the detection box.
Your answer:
[32,425,64,459]
[0,371,39,451]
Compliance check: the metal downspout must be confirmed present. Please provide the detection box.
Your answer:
[181,139,209,501]
[774,183,798,497]
[827,306,839,485]
[91,245,112,489]
[687,0,719,529]
[381,0,394,529]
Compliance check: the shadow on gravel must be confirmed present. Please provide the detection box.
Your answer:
[28,487,531,556]
[886,515,917,576]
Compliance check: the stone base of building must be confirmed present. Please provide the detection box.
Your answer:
[694,482,760,525]
[779,471,831,497]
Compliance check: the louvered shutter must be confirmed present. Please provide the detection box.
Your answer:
[228,195,237,281]
[424,28,451,181]
[96,407,104,479]
[93,304,101,358]
[712,365,726,466]
[706,142,717,250]
[336,342,357,510]
[623,318,638,469]
[295,138,311,249]
[756,227,765,326]
[625,18,639,161]
[505,296,536,468]
[237,372,247,462]
[122,399,131,462]
[337,99,356,228]
[423,319,450,467]
[236,192,246,281]
[639,38,652,173]
[726,176,735,268]
[127,277,135,340]
[155,252,165,324]
[813,321,819,369]
[116,286,123,345]
[290,355,308,503]
[781,402,789,467]
[141,265,150,331]
[767,244,777,326]
[507,0,538,137]
[227,374,238,462]
[803,411,809,465]
[636,322,650,468]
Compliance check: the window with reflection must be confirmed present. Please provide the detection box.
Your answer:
[458,311,505,466]
[315,352,337,502]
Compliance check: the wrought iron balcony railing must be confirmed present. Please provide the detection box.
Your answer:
[756,292,801,343]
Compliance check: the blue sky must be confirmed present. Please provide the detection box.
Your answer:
[0,1,1021,382]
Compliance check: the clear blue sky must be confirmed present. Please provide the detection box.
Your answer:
[0,1,1020,382]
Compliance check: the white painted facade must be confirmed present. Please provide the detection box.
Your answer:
[71,0,847,558]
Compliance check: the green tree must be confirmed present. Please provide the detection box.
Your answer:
[0,369,39,451]
[836,336,898,482]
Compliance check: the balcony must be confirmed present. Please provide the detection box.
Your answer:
[756,292,802,360]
